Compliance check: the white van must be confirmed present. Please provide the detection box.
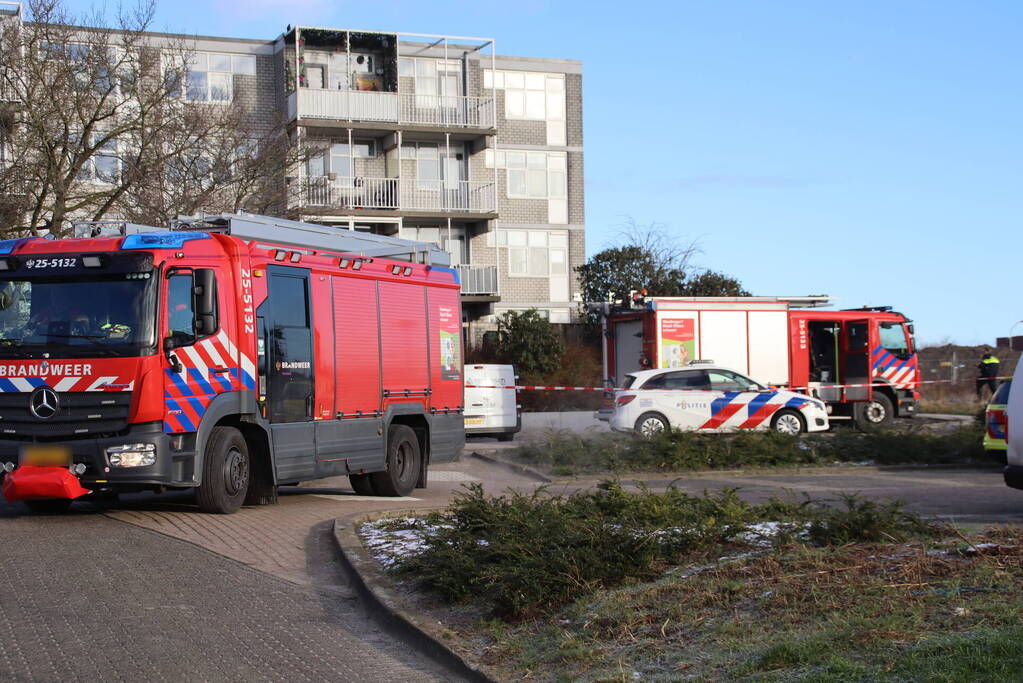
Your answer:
[1005,371,1023,491]
[464,364,521,441]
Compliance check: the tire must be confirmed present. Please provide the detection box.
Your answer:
[497,433,515,442]
[855,393,894,430]
[771,409,806,435]
[349,473,376,495]
[370,424,421,497]
[24,498,73,514]
[197,426,250,514]
[634,412,669,437]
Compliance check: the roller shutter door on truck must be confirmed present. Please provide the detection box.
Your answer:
[379,281,430,401]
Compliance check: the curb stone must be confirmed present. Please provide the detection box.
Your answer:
[332,510,497,683]
[472,453,1001,484]
[468,451,552,482]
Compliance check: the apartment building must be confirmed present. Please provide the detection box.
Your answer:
[1,3,585,334]
[275,27,585,333]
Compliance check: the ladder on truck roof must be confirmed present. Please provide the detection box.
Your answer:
[642,295,833,308]
[171,213,451,266]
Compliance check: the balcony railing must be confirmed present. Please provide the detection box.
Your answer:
[456,265,499,296]
[298,176,497,214]
[399,179,496,213]
[290,90,496,129]
[302,176,399,210]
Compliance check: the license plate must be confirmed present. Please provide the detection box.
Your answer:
[20,445,71,467]
[464,417,485,425]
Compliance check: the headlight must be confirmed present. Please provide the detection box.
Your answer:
[106,443,156,468]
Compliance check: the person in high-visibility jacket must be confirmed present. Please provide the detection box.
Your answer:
[101,321,132,340]
[977,353,1000,398]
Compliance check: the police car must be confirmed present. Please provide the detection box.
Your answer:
[610,362,829,436]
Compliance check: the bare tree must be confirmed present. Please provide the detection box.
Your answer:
[0,0,298,236]
[616,217,700,278]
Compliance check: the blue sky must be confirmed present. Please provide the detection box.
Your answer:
[60,0,1023,345]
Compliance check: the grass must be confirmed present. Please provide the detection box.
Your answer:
[512,424,988,476]
[365,486,1023,681]
[480,533,1023,681]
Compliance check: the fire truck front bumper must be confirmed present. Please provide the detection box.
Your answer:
[0,421,195,493]
[2,465,92,502]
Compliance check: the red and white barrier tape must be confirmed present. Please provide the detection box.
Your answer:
[465,375,1013,393]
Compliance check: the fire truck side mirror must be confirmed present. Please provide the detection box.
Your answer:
[193,269,218,337]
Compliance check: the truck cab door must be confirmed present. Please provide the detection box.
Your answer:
[261,266,316,483]
[841,319,873,402]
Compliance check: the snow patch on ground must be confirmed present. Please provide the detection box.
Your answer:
[359,518,451,568]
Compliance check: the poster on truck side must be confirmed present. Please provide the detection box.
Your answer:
[438,304,461,380]
[660,317,695,368]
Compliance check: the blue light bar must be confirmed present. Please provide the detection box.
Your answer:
[0,237,36,255]
[429,265,461,285]
[121,233,211,250]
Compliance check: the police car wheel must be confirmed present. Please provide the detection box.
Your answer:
[635,412,669,436]
[771,410,805,435]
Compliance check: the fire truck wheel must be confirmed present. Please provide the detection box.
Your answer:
[855,394,894,430]
[371,424,421,497]
[197,426,250,514]
[635,412,669,436]
[349,473,376,496]
[24,498,73,514]
[771,409,806,435]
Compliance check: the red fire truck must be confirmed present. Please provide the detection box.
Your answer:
[0,214,465,513]
[604,296,919,428]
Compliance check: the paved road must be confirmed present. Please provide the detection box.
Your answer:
[0,459,538,682]
[1,425,1018,681]
[0,509,459,682]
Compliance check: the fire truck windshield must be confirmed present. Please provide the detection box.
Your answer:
[879,321,910,358]
[0,273,157,358]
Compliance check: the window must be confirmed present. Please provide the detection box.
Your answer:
[500,229,568,277]
[42,42,121,94]
[402,142,465,190]
[167,274,195,345]
[486,70,565,122]
[662,371,710,390]
[499,151,566,199]
[879,322,909,356]
[166,52,254,103]
[76,134,121,184]
[416,143,439,189]
[306,140,375,179]
[270,276,308,329]
[402,226,466,266]
[707,370,758,392]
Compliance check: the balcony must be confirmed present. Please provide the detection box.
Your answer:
[289,90,496,130]
[298,176,497,214]
[457,264,499,296]
[303,176,398,210]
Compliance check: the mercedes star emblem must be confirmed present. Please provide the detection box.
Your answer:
[29,387,59,420]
